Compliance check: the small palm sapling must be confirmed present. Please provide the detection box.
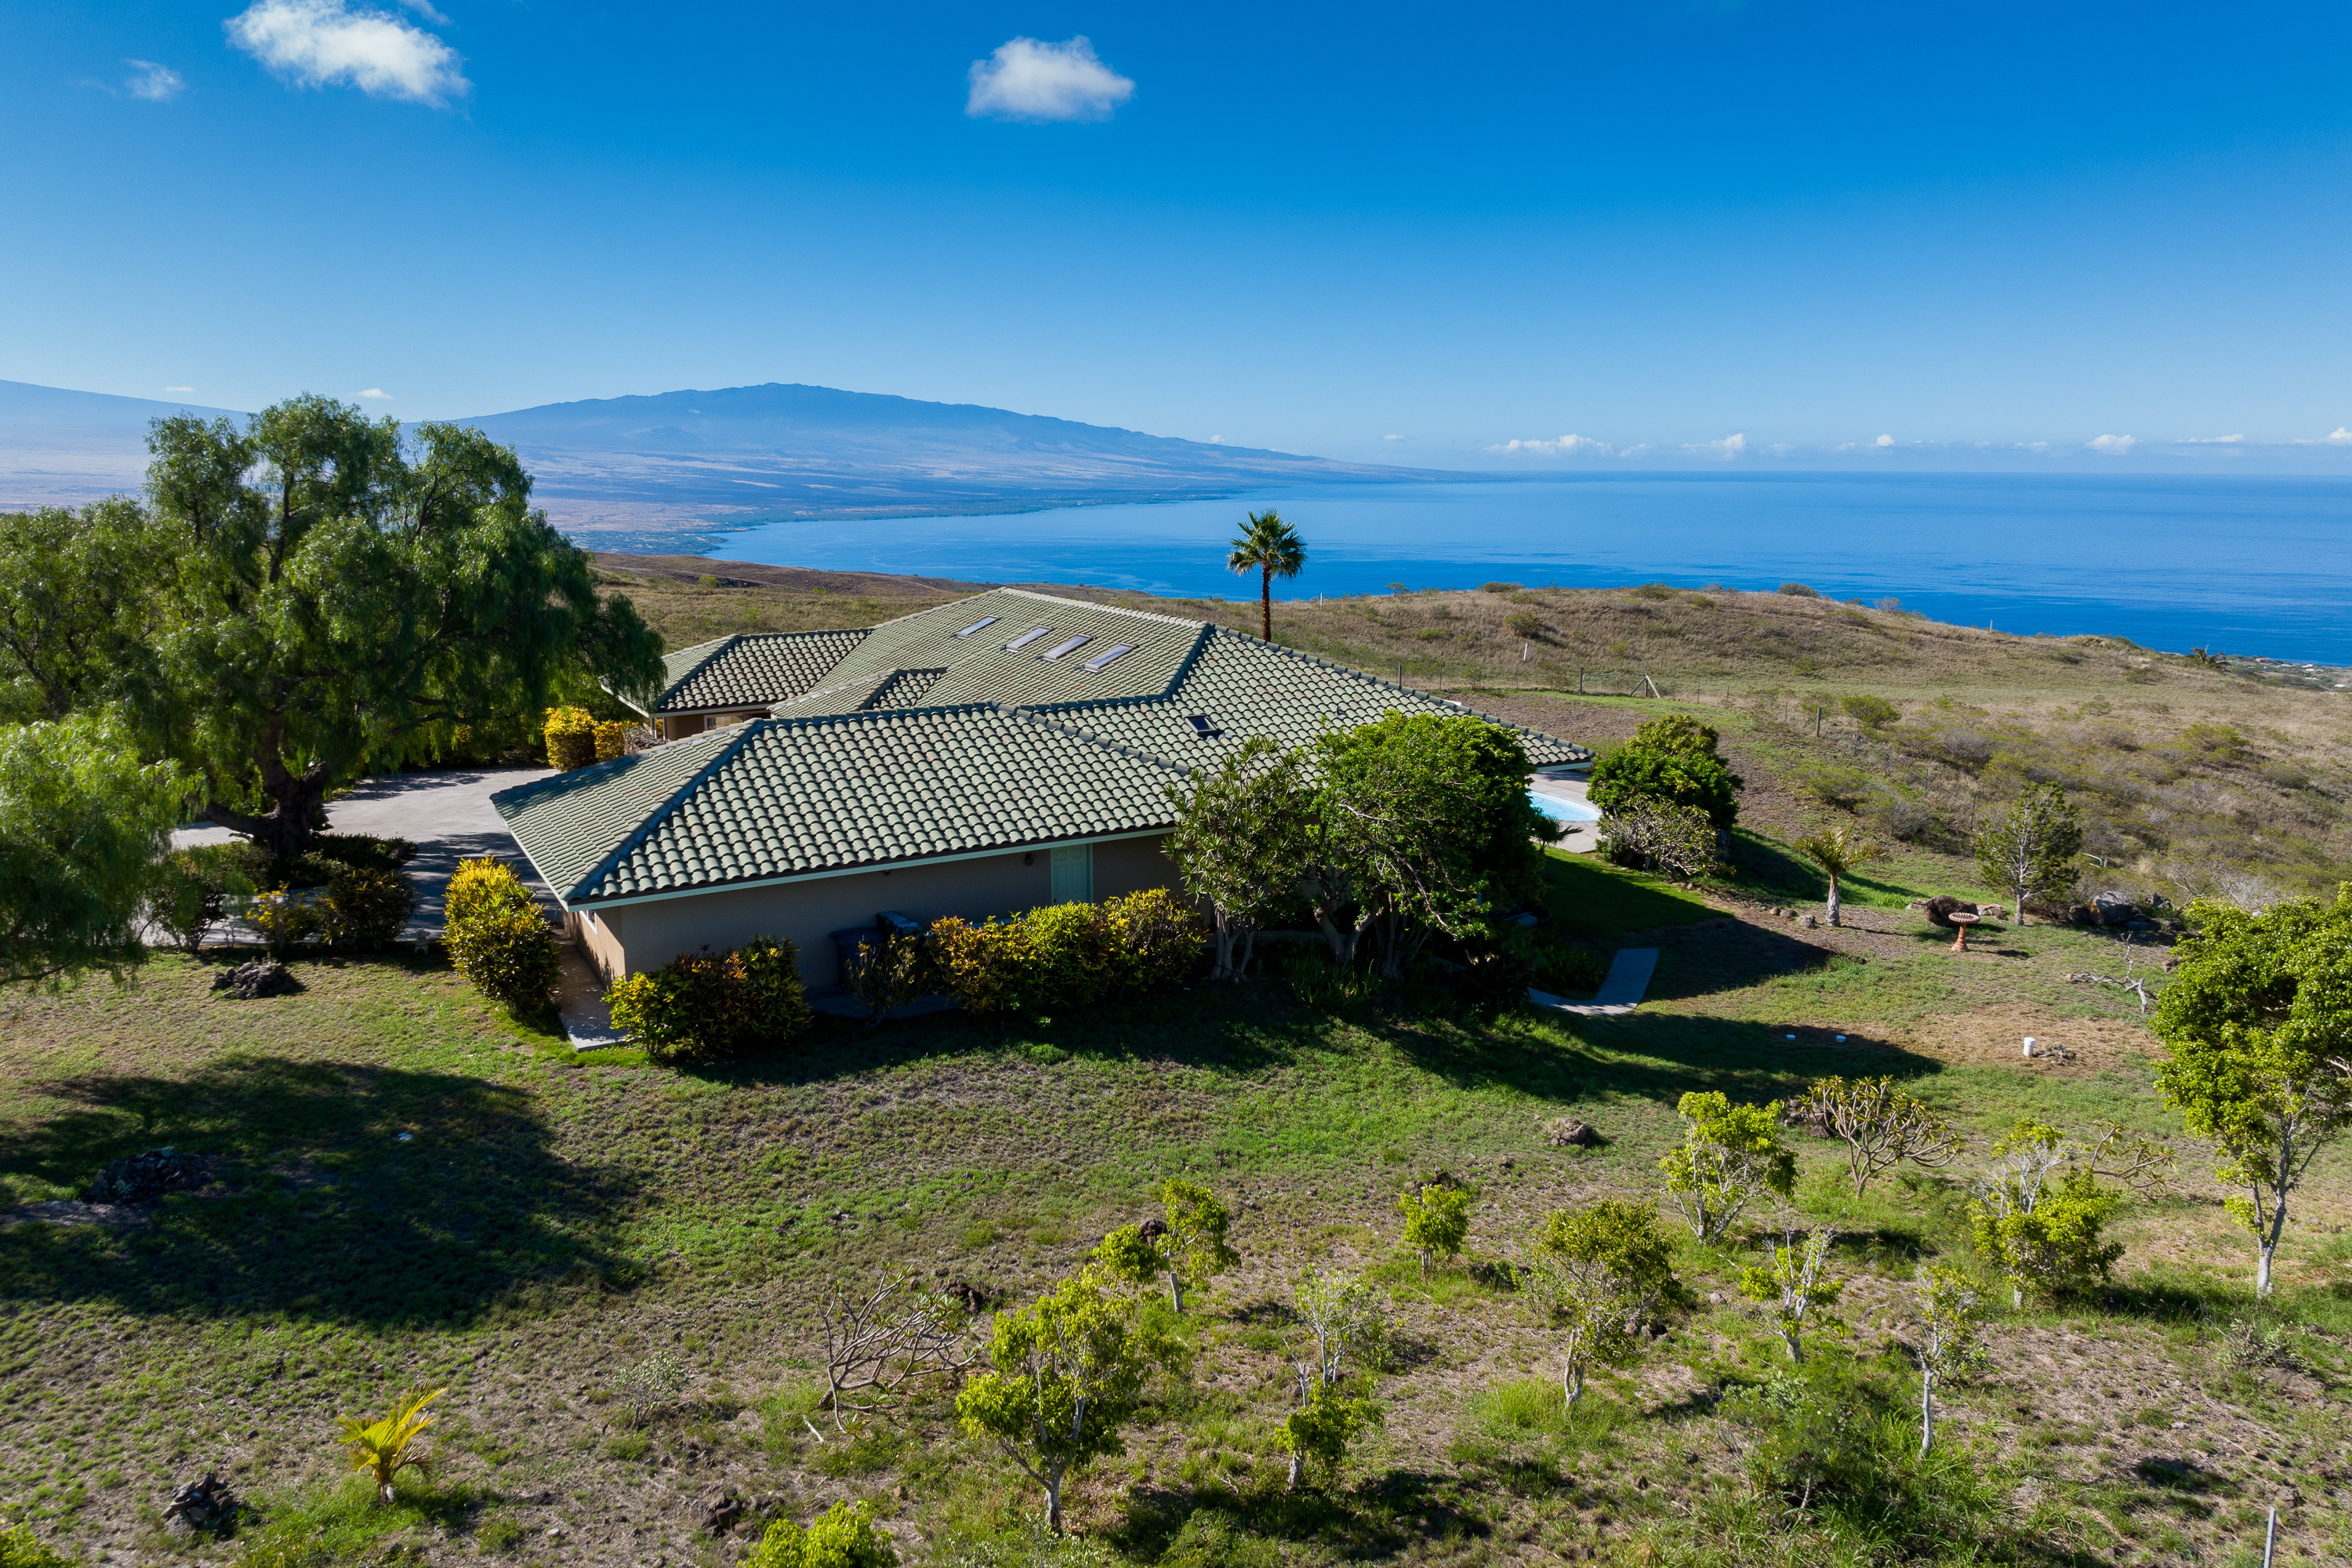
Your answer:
[339,1388,445,1504]
[1397,1181,1474,1277]
[1910,1265,1986,1458]
[1967,1122,2123,1308]
[1658,1092,1795,1242]
[1804,1076,1966,1194]
[1282,1271,1388,1490]
[1738,1221,1844,1363]
[1522,1201,1693,1409]
[956,1267,1181,1533]
[1791,823,1887,927]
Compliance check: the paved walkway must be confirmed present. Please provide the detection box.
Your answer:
[1530,947,1659,1016]
[172,767,558,939]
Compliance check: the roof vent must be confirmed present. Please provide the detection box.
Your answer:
[1039,635,1091,661]
[1004,627,1052,652]
[1083,644,1134,671]
[954,615,1000,637]
[1185,713,1223,739]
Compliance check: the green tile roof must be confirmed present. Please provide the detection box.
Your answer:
[499,706,1185,906]
[639,630,870,715]
[828,590,1204,705]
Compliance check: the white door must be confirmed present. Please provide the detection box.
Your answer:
[1049,844,1094,904]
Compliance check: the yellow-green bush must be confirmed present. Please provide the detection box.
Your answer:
[442,857,560,1012]
[931,890,1207,1014]
[592,720,633,763]
[928,914,1038,1014]
[606,935,809,1065]
[745,1498,896,1567]
[543,706,596,771]
[246,887,327,956]
[324,866,417,950]
[1105,887,1209,994]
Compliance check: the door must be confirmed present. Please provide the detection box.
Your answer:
[1048,844,1094,905]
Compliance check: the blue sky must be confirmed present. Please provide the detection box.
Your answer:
[7,2,2352,466]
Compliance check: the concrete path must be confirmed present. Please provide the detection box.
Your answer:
[172,766,557,939]
[1530,947,1658,1017]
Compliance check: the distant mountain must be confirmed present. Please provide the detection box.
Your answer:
[456,383,1440,543]
[0,378,1438,545]
[0,380,244,509]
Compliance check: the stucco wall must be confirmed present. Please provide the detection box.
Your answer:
[581,833,1178,985]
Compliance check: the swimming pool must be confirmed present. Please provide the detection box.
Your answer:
[1527,789,1602,824]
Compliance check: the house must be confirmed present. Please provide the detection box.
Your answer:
[492,588,1588,985]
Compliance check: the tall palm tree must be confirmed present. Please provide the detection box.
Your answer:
[1226,510,1306,642]
[1792,823,1889,927]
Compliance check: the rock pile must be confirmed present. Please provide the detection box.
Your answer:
[162,1474,238,1534]
[87,1148,214,1205]
[212,960,298,999]
[1544,1118,1604,1148]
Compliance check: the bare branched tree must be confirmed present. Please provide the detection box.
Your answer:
[816,1272,978,1432]
[1803,1076,1966,1193]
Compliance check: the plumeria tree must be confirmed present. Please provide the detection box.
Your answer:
[1657,1092,1795,1242]
[1967,1122,2123,1308]
[1521,1201,1693,1409]
[1092,1179,1240,1313]
[1739,1221,1844,1363]
[1163,738,1313,979]
[1280,1270,1388,1491]
[1398,1181,1475,1277]
[1910,1265,1987,1458]
[1804,1076,1967,1193]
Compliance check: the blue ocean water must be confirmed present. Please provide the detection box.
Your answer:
[711,471,2352,664]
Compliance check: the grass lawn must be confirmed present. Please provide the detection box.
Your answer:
[3,858,2348,1566]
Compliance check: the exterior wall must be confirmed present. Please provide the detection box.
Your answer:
[655,711,763,742]
[583,833,1181,985]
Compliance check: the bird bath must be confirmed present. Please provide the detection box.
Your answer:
[1947,911,1980,952]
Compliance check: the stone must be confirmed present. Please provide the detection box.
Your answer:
[1137,1216,1169,1241]
[162,1473,238,1534]
[1921,895,1977,930]
[1544,1119,1603,1149]
[211,960,298,1000]
[1800,914,1818,929]
[87,1148,214,1205]
[692,1486,746,1536]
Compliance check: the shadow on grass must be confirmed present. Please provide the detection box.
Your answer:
[1116,1468,1490,1563]
[0,1054,637,1326]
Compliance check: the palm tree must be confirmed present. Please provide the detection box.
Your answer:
[1227,510,1306,642]
[1792,823,1888,927]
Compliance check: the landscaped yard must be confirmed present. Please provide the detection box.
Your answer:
[3,851,2346,1566]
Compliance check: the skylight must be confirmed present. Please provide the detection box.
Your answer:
[1004,627,1052,651]
[1185,713,1223,739]
[954,616,1000,638]
[1039,635,1091,661]
[1083,644,1134,671]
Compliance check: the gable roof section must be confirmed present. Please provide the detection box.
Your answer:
[498,706,1185,906]
[827,589,1203,706]
[638,629,871,715]
[1027,626,1591,769]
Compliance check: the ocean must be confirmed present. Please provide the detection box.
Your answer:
[709,471,2352,665]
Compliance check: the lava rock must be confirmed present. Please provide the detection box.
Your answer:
[87,1148,214,1205]
[211,960,298,999]
[692,1486,746,1536]
[1544,1119,1604,1149]
[1921,895,1979,930]
[162,1473,238,1534]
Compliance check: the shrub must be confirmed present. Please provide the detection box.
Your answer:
[928,915,1038,1014]
[1795,763,1873,811]
[246,887,328,956]
[312,833,419,872]
[1028,901,1118,1005]
[1588,714,1743,829]
[1398,1181,1474,1276]
[1659,1091,1795,1241]
[325,866,417,950]
[1840,694,1899,731]
[931,892,1204,1015]
[441,858,559,1013]
[1504,609,1545,639]
[150,844,256,953]
[1777,581,1820,597]
[1104,887,1207,993]
[0,1519,72,1568]
[543,706,595,771]
[1599,797,1719,880]
[746,1501,898,1568]
[607,935,811,1063]
[592,720,632,764]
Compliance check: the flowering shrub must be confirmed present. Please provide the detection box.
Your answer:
[593,720,633,763]
[325,865,418,950]
[606,935,810,1065]
[930,890,1207,1015]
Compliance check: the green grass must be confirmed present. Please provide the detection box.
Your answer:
[1538,850,1719,935]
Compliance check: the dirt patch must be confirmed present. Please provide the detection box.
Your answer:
[1907,1003,2161,1076]
[2,1199,151,1228]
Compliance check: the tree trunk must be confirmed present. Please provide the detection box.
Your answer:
[1824,874,1841,928]
[2256,1240,2275,1298]
[1784,1327,1804,1364]
[1046,1473,1064,1534]
[1563,1360,1584,1409]
[1286,1449,1302,1491]
[1211,907,1236,980]
[1418,1246,1430,1279]
[1170,1271,1184,1314]
[1918,1369,1936,1459]
[1240,928,1257,979]
[1261,564,1273,642]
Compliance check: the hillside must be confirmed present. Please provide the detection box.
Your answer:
[596,554,2352,910]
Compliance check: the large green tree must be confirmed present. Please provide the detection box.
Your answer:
[140,397,662,853]
[0,500,162,724]
[2153,890,2352,1296]
[1163,736,1315,978]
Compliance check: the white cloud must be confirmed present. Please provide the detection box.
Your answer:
[1382,433,1408,442]
[163,386,195,393]
[966,36,1134,122]
[2087,434,2137,455]
[1205,434,1224,445]
[226,0,469,106]
[125,60,185,100]
[1684,433,1748,459]
[2176,434,2247,445]
[2328,428,2352,445]
[358,387,392,399]
[1487,434,1612,457]
[1874,433,1893,447]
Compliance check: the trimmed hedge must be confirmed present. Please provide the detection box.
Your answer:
[605,935,811,1065]
[930,888,1206,1015]
[444,857,561,1012]
[325,865,417,949]
[593,720,633,763]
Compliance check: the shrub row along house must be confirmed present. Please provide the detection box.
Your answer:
[492,589,1588,985]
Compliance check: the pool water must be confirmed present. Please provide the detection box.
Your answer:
[1527,789,1601,823]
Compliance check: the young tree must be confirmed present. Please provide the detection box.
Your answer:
[1657,1091,1796,1242]
[1791,823,1888,927]
[1803,1076,1966,1193]
[1738,1221,1844,1363]
[1313,713,1560,977]
[1967,1121,2123,1308]
[1587,713,1744,830]
[0,713,189,988]
[1973,783,2083,925]
[2153,891,2352,1297]
[815,1272,975,1430]
[1910,1265,1986,1458]
[1091,1178,1240,1313]
[1521,1200,1693,1409]
[1163,737,1313,979]
[956,1267,1180,1533]
[1283,1269,1388,1490]
[1398,1181,1475,1277]
[143,400,662,855]
[1226,509,1306,642]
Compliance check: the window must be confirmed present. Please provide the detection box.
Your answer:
[1083,644,1134,671]
[1184,713,1222,739]
[954,616,1000,637]
[1004,627,1052,651]
[1039,635,1091,661]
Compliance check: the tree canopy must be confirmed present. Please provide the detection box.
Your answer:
[1588,713,1744,829]
[1226,509,1305,642]
[1973,783,2083,923]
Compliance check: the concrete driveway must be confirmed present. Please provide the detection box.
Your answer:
[173,767,557,937]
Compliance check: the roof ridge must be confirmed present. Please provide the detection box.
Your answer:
[996,586,1208,630]
[554,721,764,903]
[999,703,1191,777]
